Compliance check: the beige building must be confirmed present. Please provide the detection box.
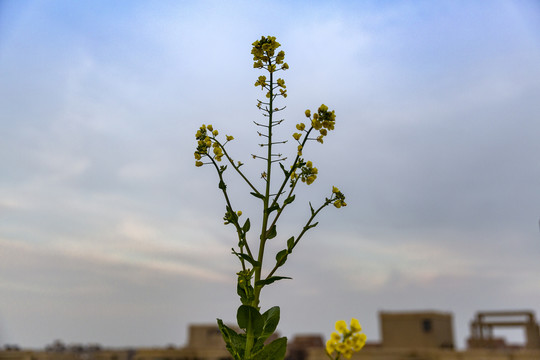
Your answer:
[380,311,455,349]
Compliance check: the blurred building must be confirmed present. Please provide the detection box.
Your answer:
[380,310,455,349]
[467,310,540,350]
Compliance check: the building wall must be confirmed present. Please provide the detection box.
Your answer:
[380,311,454,349]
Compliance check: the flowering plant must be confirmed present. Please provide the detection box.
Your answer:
[326,319,367,359]
[194,35,356,360]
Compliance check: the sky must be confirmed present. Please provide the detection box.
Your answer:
[1,0,540,351]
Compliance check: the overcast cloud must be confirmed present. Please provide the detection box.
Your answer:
[1,0,540,350]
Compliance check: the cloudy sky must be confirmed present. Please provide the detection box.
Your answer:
[1,0,540,350]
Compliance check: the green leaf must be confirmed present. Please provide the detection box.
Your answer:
[266,225,277,239]
[286,236,295,251]
[217,319,245,360]
[304,222,319,231]
[261,306,280,339]
[279,161,288,175]
[242,218,251,233]
[275,249,288,266]
[232,249,260,267]
[255,276,292,287]
[236,305,263,337]
[309,201,315,215]
[219,180,227,190]
[250,191,265,200]
[266,203,280,214]
[283,195,295,205]
[252,337,287,360]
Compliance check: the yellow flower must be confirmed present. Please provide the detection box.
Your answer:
[327,319,366,359]
[296,123,305,131]
[306,161,313,168]
[332,186,339,193]
[212,129,218,136]
[226,135,234,141]
[305,109,311,118]
[350,318,362,333]
[194,152,202,160]
[195,161,203,167]
[237,211,242,216]
[207,124,213,131]
[326,339,336,354]
[292,133,301,141]
[281,63,289,70]
[335,320,347,334]
[254,75,267,88]
[277,78,286,88]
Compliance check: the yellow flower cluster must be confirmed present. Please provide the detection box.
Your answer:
[254,75,267,89]
[332,186,347,208]
[326,319,366,359]
[251,35,289,71]
[194,124,233,166]
[304,104,336,144]
[291,160,318,185]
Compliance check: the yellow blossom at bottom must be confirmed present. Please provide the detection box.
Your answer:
[326,318,366,359]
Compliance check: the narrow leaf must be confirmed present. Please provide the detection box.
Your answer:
[275,249,288,266]
[279,162,289,177]
[266,203,280,214]
[267,225,277,239]
[305,222,319,231]
[250,191,265,200]
[286,236,295,251]
[255,276,292,287]
[242,218,251,233]
[283,195,295,205]
[232,249,260,267]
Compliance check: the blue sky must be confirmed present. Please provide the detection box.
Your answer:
[1,0,540,350]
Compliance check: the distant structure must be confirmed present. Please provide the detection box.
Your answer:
[467,310,540,350]
[380,311,454,349]
[287,335,324,360]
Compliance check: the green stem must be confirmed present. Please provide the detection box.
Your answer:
[247,55,275,360]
